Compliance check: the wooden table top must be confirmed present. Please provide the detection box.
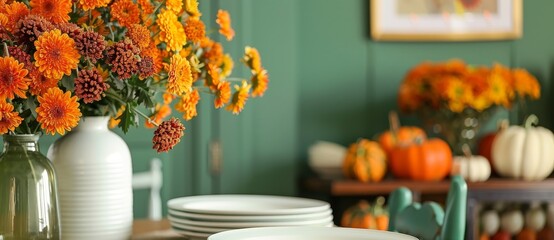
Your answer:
[132,219,186,240]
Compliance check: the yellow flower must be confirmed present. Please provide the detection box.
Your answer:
[156,9,187,52]
[175,89,200,121]
[0,101,23,134]
[166,54,193,96]
[214,81,231,109]
[251,69,269,97]
[109,105,125,129]
[36,88,81,135]
[0,57,29,100]
[243,46,262,73]
[216,10,235,41]
[226,80,250,115]
[513,68,540,99]
[221,54,234,78]
[34,29,80,80]
[79,0,111,11]
[184,0,201,19]
[486,68,512,108]
[30,0,71,24]
[166,0,182,14]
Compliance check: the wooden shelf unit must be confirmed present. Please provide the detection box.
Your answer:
[298,176,554,240]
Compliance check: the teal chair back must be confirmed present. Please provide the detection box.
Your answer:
[387,175,467,240]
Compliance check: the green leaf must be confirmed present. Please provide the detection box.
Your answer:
[61,76,75,92]
[112,78,125,90]
[120,105,132,134]
[19,109,32,119]
[23,97,38,118]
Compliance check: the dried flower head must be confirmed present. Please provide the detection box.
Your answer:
[74,30,106,63]
[15,14,54,45]
[56,22,83,39]
[36,87,81,135]
[75,69,109,103]
[105,39,140,80]
[152,118,185,153]
[138,55,154,79]
[7,46,32,70]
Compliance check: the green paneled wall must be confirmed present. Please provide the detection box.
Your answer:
[20,0,554,219]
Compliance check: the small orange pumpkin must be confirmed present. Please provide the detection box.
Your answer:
[479,233,490,240]
[378,111,426,157]
[491,230,511,240]
[516,227,537,240]
[389,138,452,181]
[341,198,389,230]
[343,139,387,182]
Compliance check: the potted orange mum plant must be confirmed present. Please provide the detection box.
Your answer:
[0,0,269,238]
[398,59,539,154]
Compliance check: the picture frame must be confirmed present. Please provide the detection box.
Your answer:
[370,0,522,41]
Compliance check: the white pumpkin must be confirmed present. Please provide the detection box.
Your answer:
[481,210,500,235]
[452,145,491,182]
[501,209,524,234]
[491,115,554,181]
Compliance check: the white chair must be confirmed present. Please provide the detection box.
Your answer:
[132,158,163,220]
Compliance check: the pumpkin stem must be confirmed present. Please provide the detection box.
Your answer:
[462,144,472,158]
[524,114,539,128]
[388,111,400,140]
[498,119,509,131]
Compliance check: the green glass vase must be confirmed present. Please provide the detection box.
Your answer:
[0,134,61,240]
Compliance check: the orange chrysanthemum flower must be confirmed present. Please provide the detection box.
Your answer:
[166,0,182,14]
[36,88,81,135]
[216,10,234,41]
[4,2,29,31]
[142,42,163,76]
[156,9,187,52]
[214,81,231,109]
[127,24,150,50]
[251,69,269,97]
[243,46,262,73]
[137,0,154,15]
[184,0,201,19]
[166,54,193,96]
[163,92,175,105]
[184,18,205,43]
[29,69,58,96]
[175,89,200,121]
[513,68,541,99]
[145,104,171,128]
[79,0,110,11]
[111,0,140,27]
[226,80,250,115]
[0,56,29,100]
[34,29,80,80]
[30,0,71,24]
[109,105,125,129]
[203,41,223,66]
[0,101,23,134]
[205,64,220,91]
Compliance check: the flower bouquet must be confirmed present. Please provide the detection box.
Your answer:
[0,0,268,152]
[397,59,539,153]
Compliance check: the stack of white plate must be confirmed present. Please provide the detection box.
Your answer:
[167,195,334,240]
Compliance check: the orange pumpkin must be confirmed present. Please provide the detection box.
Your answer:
[491,230,511,240]
[516,227,537,240]
[479,233,490,240]
[379,111,426,157]
[538,227,554,240]
[343,139,387,182]
[389,138,452,181]
[341,198,389,230]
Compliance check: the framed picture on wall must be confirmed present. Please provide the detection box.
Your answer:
[370,0,522,41]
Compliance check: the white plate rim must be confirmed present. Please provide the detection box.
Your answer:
[167,195,330,215]
[171,227,211,239]
[167,208,332,221]
[168,215,333,228]
[207,226,418,240]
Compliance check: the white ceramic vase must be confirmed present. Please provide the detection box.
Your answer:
[48,116,133,240]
